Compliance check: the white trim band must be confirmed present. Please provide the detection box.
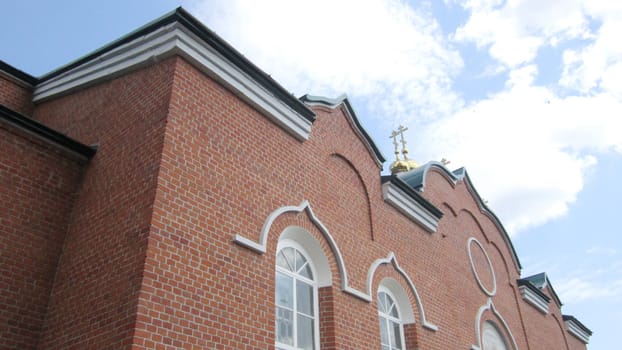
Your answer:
[518,285,549,314]
[565,319,591,344]
[382,182,439,233]
[33,23,312,140]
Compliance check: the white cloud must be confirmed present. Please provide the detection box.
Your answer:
[586,246,618,256]
[560,15,622,96]
[189,0,464,123]
[186,0,622,235]
[556,277,622,303]
[454,0,593,68]
[415,64,622,234]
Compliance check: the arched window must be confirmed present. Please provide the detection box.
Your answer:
[275,243,318,350]
[482,321,509,350]
[378,287,406,350]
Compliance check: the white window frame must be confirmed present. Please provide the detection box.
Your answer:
[378,285,406,350]
[275,240,320,350]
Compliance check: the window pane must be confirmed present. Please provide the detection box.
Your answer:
[388,320,401,349]
[378,292,387,313]
[276,307,294,345]
[296,280,314,316]
[277,250,290,270]
[282,247,296,272]
[297,314,315,350]
[382,346,390,350]
[379,317,389,345]
[295,250,308,270]
[389,302,399,318]
[298,262,313,279]
[391,320,402,349]
[276,272,293,308]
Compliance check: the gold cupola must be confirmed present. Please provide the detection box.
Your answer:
[389,125,418,174]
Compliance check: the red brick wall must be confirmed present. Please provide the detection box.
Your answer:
[30,59,176,349]
[0,73,33,116]
[2,52,586,349]
[119,56,587,349]
[0,122,84,349]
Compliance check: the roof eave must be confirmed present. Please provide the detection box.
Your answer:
[38,7,315,123]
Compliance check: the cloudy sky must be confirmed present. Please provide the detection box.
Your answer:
[1,0,620,348]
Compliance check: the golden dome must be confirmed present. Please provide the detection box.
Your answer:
[390,160,410,174]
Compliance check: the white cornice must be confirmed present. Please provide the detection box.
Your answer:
[382,182,439,233]
[518,285,549,314]
[33,23,312,140]
[565,319,591,344]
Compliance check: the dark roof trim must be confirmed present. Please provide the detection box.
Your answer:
[562,315,593,335]
[0,60,39,85]
[300,94,386,163]
[0,104,96,159]
[39,7,315,123]
[381,174,444,219]
[521,272,563,307]
[517,278,551,302]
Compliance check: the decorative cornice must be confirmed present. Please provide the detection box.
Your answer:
[381,180,442,233]
[563,315,592,344]
[520,272,563,308]
[34,14,314,141]
[518,285,550,314]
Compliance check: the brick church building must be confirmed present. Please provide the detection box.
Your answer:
[1,8,591,350]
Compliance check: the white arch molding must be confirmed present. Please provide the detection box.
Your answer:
[234,200,439,332]
[471,299,518,350]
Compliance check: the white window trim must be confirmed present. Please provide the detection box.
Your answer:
[378,285,407,350]
[276,240,320,350]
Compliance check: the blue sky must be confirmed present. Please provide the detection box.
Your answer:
[1,1,620,348]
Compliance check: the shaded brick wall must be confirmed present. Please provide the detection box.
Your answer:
[30,59,176,349]
[0,73,33,116]
[0,122,85,349]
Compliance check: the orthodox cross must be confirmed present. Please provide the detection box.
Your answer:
[396,125,410,160]
[389,129,401,161]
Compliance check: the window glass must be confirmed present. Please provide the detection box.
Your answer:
[276,272,293,308]
[276,245,317,350]
[482,321,509,350]
[378,290,404,350]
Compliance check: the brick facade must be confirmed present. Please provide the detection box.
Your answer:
[0,8,590,350]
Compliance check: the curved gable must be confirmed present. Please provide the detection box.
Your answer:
[400,162,522,273]
[300,94,385,167]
